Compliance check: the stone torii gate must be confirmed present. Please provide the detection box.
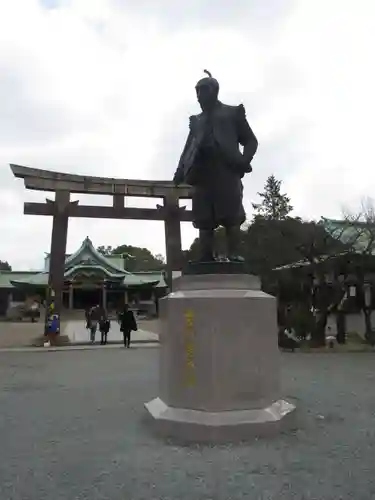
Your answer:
[10,164,193,332]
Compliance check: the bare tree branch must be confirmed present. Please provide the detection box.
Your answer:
[341,198,375,255]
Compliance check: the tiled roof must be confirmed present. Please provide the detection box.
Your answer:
[106,255,125,269]
[8,271,164,288]
[10,273,49,287]
[0,272,40,288]
[321,217,375,255]
[131,272,167,288]
[272,254,343,272]
[273,217,375,272]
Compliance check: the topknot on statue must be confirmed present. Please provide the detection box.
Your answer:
[195,69,219,95]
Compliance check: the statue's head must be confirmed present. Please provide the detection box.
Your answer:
[195,70,219,111]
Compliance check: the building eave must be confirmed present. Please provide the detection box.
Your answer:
[272,251,375,272]
[64,264,125,279]
[121,277,160,288]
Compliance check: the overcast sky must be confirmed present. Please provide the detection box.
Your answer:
[0,0,374,270]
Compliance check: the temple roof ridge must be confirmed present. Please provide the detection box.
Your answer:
[65,237,128,274]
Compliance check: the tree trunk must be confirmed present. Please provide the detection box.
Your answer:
[363,308,374,344]
[356,276,373,343]
[336,311,346,344]
[310,272,328,347]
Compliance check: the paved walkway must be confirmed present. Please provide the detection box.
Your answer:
[63,320,158,344]
[0,318,161,348]
[0,343,159,353]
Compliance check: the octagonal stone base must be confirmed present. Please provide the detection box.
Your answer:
[145,272,296,443]
[145,397,295,443]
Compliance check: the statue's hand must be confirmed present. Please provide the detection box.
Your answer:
[244,163,252,174]
[238,154,252,174]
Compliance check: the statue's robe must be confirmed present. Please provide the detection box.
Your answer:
[174,101,258,230]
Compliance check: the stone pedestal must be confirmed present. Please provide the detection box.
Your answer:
[145,268,295,443]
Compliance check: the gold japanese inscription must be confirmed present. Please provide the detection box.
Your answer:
[184,309,196,387]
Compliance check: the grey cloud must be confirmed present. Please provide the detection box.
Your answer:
[0,162,20,191]
[241,118,315,222]
[1,136,121,180]
[153,103,193,179]
[252,60,305,111]
[40,0,61,8]
[256,118,313,174]
[0,62,74,147]
[113,0,297,41]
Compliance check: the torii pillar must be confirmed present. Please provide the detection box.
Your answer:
[158,191,186,290]
[44,191,77,337]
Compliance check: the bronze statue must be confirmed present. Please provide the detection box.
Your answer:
[173,70,258,262]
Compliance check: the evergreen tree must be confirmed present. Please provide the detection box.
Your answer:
[96,245,112,256]
[97,244,164,271]
[252,174,293,220]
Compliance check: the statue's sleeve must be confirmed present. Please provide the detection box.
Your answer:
[236,104,258,159]
[173,116,195,184]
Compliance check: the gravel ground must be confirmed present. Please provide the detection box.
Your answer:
[0,348,374,500]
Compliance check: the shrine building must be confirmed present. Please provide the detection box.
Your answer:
[0,236,167,315]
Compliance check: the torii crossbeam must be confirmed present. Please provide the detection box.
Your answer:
[10,164,193,335]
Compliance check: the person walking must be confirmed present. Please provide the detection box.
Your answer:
[99,314,111,345]
[85,306,91,330]
[119,304,137,348]
[88,304,100,344]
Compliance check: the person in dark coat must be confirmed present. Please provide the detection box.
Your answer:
[173,70,258,262]
[119,304,137,348]
[99,313,111,345]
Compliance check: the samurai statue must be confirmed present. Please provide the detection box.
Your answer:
[173,70,258,262]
